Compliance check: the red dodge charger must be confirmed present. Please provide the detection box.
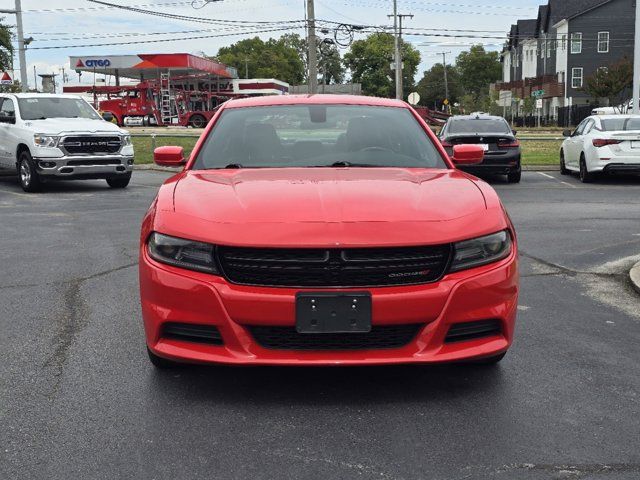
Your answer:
[139,95,519,368]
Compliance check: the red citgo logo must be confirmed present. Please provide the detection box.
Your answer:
[76,59,84,68]
[1,72,11,81]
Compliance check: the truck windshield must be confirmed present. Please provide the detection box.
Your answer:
[18,97,102,121]
[193,105,447,169]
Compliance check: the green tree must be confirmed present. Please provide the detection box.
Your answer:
[416,63,461,108]
[280,33,345,85]
[343,32,421,98]
[216,36,305,85]
[0,19,13,72]
[456,45,502,100]
[583,57,633,108]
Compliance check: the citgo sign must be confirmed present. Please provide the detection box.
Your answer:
[76,59,112,68]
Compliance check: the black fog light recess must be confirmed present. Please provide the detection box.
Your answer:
[39,161,55,168]
[127,159,134,165]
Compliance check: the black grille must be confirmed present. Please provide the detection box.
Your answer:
[217,245,452,288]
[67,159,122,166]
[161,322,223,345]
[250,324,422,351]
[61,136,122,155]
[445,320,502,343]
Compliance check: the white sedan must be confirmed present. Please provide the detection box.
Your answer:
[560,115,640,182]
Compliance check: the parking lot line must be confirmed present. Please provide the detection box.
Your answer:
[537,171,578,188]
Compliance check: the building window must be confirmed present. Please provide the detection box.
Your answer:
[547,39,553,57]
[561,34,567,51]
[598,32,610,53]
[572,67,584,88]
[571,33,582,54]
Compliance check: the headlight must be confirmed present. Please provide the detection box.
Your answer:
[122,134,132,146]
[450,231,512,272]
[33,134,59,148]
[147,232,219,274]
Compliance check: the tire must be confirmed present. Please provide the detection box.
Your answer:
[189,114,207,129]
[507,164,522,183]
[106,173,132,189]
[18,149,42,193]
[147,347,180,369]
[470,352,506,366]
[560,150,569,175]
[579,155,595,183]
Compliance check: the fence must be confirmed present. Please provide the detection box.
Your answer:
[557,104,598,128]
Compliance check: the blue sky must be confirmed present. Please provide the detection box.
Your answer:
[10,0,545,89]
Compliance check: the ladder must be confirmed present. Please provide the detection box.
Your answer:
[159,72,175,125]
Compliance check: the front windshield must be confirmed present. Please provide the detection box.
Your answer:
[600,117,640,131]
[18,97,102,121]
[193,105,447,169]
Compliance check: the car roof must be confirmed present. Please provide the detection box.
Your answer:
[592,114,640,120]
[1,93,84,100]
[449,114,506,121]
[223,94,408,109]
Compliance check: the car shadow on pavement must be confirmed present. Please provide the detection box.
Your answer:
[0,175,123,193]
[146,362,508,405]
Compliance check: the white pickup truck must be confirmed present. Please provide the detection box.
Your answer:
[0,93,134,192]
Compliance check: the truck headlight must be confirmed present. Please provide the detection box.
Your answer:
[122,134,132,146]
[33,134,59,148]
[147,232,219,274]
[450,231,512,272]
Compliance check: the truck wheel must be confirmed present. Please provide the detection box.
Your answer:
[189,114,207,129]
[106,173,132,189]
[18,150,42,193]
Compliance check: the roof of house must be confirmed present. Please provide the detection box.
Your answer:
[535,5,549,36]
[516,19,538,43]
[548,0,611,26]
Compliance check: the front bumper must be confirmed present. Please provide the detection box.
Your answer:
[140,247,519,366]
[33,154,134,179]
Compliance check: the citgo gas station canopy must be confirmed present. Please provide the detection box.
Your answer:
[69,53,237,80]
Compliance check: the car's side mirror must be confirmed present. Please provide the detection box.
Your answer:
[562,129,573,137]
[451,144,484,166]
[101,111,115,123]
[512,129,518,136]
[0,114,15,124]
[154,146,186,167]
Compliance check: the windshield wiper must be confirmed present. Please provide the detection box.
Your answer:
[318,161,379,168]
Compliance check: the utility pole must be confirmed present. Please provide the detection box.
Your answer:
[388,11,413,100]
[0,1,28,91]
[437,51,451,112]
[634,0,640,114]
[306,0,318,94]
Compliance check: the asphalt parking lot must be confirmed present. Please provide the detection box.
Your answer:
[1,170,640,480]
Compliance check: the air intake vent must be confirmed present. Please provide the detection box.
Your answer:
[217,245,452,288]
[162,323,223,345]
[445,320,502,343]
[250,324,422,351]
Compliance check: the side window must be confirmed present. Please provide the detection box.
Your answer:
[0,98,15,117]
[583,119,595,135]
[573,119,588,136]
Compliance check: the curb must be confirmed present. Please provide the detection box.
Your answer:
[134,165,561,173]
[630,261,640,295]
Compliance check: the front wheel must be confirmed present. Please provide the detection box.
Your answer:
[189,114,207,129]
[579,156,595,183]
[18,150,42,193]
[147,347,180,369]
[560,151,569,175]
[106,173,132,189]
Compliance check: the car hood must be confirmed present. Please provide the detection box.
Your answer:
[23,117,125,135]
[158,168,507,248]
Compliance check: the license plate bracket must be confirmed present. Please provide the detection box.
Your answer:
[296,292,372,334]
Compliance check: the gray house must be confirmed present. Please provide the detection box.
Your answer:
[497,0,635,120]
